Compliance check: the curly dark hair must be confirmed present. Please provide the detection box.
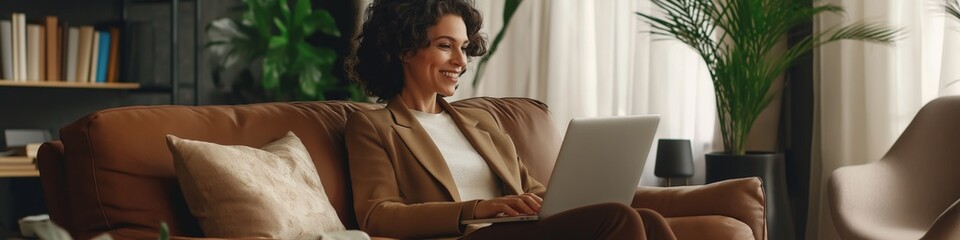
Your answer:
[345,0,488,103]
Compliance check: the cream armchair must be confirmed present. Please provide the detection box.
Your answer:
[828,96,960,240]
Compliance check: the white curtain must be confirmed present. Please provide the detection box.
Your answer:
[453,0,716,186]
[810,0,960,239]
[436,0,960,238]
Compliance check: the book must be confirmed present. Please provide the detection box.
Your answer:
[45,16,58,81]
[10,15,18,80]
[26,24,41,81]
[11,14,22,81]
[107,27,119,83]
[88,31,99,82]
[39,24,45,81]
[0,156,32,165]
[75,26,93,82]
[65,27,78,82]
[0,167,39,177]
[1,20,12,80]
[59,22,69,81]
[96,31,109,83]
[15,13,26,81]
[0,163,36,171]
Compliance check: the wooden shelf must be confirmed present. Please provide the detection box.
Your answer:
[0,80,139,89]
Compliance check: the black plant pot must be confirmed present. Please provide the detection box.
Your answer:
[706,152,795,240]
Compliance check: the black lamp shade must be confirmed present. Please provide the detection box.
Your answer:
[654,139,694,178]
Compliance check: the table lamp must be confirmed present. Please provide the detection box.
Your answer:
[654,139,694,186]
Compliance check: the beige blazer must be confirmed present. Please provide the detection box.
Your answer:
[345,97,546,239]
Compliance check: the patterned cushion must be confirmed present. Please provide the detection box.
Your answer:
[166,131,345,239]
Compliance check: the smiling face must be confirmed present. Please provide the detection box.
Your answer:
[401,14,469,98]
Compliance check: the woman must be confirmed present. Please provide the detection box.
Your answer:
[344,1,678,239]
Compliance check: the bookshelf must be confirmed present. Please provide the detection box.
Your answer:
[0,80,138,89]
[0,0,203,105]
[0,0,207,232]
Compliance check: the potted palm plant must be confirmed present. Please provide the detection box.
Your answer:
[206,0,363,102]
[949,0,960,21]
[637,0,899,239]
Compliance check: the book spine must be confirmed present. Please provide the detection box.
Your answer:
[96,31,109,83]
[38,24,45,81]
[11,14,20,81]
[87,31,99,82]
[26,24,40,81]
[44,16,58,81]
[107,27,119,83]
[0,21,12,80]
[59,23,68,81]
[75,26,92,82]
[65,27,78,82]
[16,14,26,81]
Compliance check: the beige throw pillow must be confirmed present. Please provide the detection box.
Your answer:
[166,131,345,239]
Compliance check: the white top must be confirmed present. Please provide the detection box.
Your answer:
[412,110,501,201]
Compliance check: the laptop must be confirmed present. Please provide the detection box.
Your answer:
[461,115,660,224]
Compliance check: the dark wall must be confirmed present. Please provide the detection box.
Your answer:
[125,0,242,106]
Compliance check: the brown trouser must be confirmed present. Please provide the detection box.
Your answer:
[461,202,677,240]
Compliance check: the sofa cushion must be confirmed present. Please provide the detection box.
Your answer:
[166,131,345,238]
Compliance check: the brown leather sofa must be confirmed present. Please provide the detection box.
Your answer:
[37,97,766,240]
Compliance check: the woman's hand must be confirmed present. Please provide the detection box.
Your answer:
[473,193,544,219]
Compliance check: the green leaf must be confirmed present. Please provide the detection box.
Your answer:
[273,17,288,36]
[293,0,312,28]
[244,0,276,37]
[278,0,292,24]
[295,42,319,59]
[472,0,522,88]
[296,43,336,68]
[159,222,169,240]
[305,10,340,37]
[262,55,286,90]
[949,0,960,24]
[268,36,288,50]
[348,84,365,102]
[298,65,322,98]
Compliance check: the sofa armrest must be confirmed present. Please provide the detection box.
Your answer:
[631,177,765,240]
[827,162,904,239]
[36,141,70,233]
